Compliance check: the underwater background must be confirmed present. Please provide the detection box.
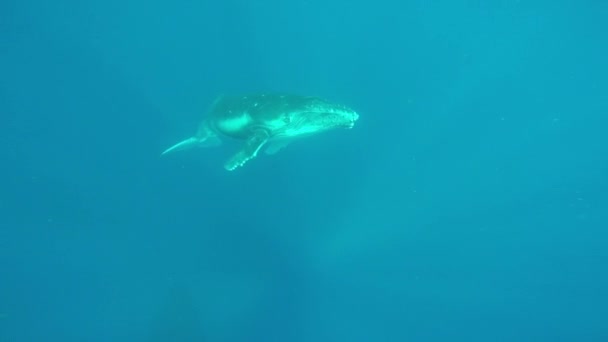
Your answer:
[1,0,607,341]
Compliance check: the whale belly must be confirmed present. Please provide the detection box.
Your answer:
[216,112,253,133]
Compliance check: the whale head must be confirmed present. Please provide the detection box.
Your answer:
[277,97,359,138]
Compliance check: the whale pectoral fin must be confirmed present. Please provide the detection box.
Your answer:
[195,122,222,147]
[264,140,291,155]
[195,134,221,147]
[161,125,221,155]
[161,137,199,155]
[224,130,269,171]
[161,135,221,155]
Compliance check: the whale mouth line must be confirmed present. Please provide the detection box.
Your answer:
[296,108,358,127]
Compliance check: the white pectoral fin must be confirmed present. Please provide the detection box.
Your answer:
[224,131,269,171]
[162,121,222,156]
[161,137,200,155]
[264,140,291,155]
[161,134,221,155]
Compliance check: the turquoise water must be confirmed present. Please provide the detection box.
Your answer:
[1,0,607,341]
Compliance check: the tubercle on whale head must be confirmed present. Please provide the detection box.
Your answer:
[295,97,358,129]
[345,110,359,128]
[321,106,359,130]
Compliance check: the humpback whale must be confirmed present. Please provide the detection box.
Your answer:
[162,93,359,171]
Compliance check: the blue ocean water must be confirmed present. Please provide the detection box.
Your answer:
[1,0,607,341]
